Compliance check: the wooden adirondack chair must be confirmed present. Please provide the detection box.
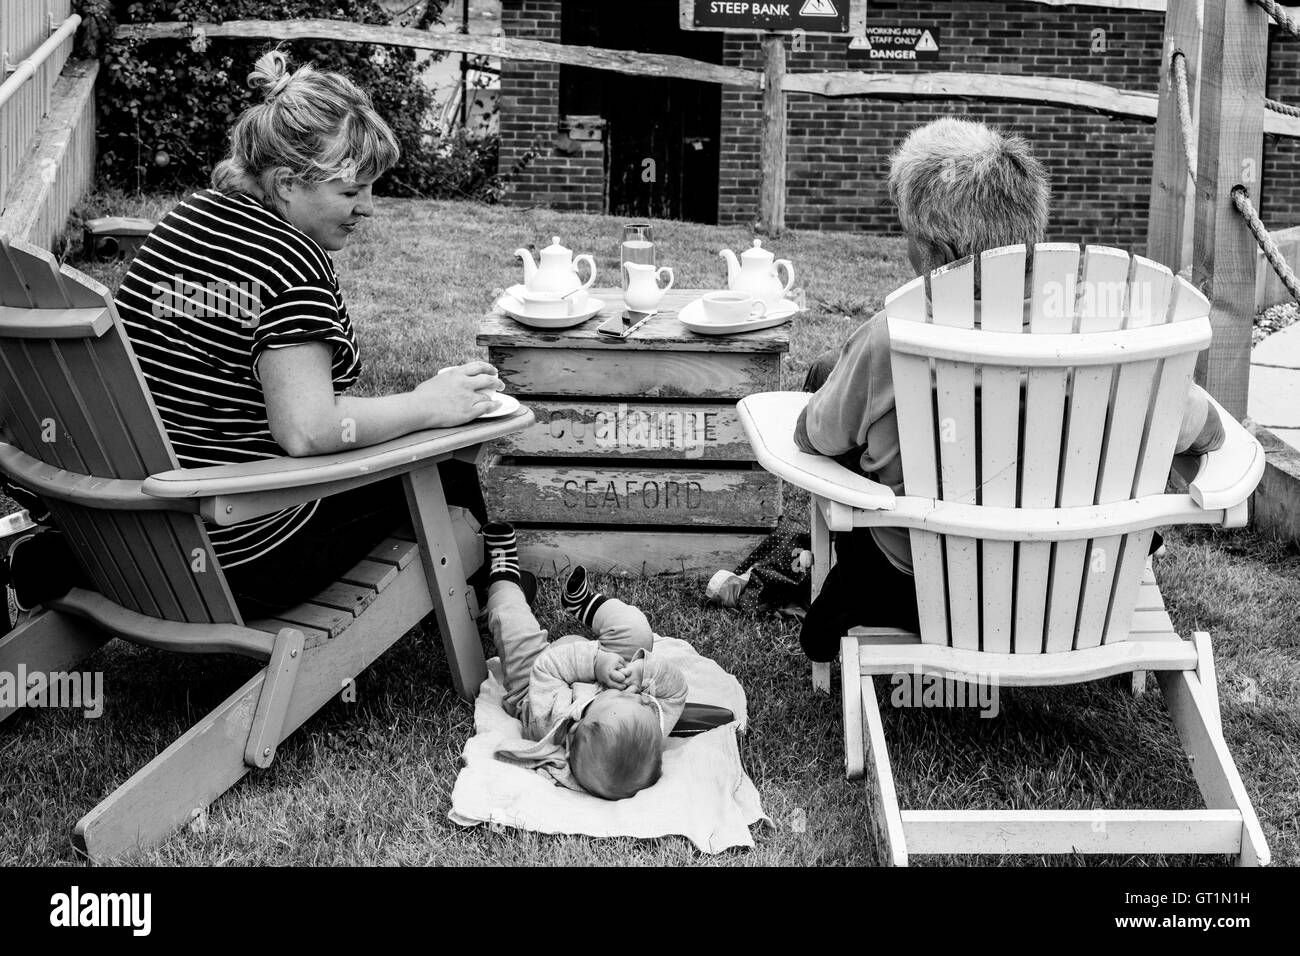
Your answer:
[739,243,1270,865]
[0,233,534,861]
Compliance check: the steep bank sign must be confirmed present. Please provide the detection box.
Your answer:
[681,0,868,35]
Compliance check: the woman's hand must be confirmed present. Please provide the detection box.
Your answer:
[413,361,502,428]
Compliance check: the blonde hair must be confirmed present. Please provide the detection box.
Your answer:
[569,700,663,800]
[212,49,400,206]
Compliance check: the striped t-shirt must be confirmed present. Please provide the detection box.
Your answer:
[116,188,362,568]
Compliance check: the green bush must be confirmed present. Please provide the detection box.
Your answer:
[77,1,502,201]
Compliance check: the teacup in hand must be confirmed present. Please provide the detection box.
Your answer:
[702,291,767,324]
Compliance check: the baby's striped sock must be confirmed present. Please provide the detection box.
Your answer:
[561,565,606,628]
[483,522,520,585]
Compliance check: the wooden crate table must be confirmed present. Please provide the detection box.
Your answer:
[476,287,789,576]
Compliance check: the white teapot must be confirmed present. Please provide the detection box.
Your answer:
[719,239,794,307]
[622,262,674,312]
[515,236,597,296]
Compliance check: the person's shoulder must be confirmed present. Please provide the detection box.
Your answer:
[202,190,336,287]
[842,307,890,354]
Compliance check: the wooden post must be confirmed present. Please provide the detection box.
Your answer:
[1147,0,1202,273]
[760,34,787,237]
[1192,0,1268,419]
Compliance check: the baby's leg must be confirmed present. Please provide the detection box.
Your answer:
[562,566,653,659]
[486,580,550,719]
[590,598,654,660]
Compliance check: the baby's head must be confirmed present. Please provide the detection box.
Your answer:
[569,689,663,800]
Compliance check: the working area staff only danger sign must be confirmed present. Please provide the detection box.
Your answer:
[681,0,868,36]
[849,26,942,60]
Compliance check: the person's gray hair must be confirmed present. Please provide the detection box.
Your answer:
[887,118,1050,273]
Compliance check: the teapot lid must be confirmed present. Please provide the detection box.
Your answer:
[741,238,773,261]
[540,236,570,257]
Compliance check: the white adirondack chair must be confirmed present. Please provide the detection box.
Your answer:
[738,243,1270,865]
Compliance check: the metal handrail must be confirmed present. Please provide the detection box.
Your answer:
[0,14,81,111]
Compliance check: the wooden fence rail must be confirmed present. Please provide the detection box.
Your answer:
[117,18,763,89]
[118,19,1300,137]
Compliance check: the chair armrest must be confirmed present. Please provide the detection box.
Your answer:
[1171,394,1265,513]
[143,408,534,526]
[737,392,895,511]
[144,408,532,499]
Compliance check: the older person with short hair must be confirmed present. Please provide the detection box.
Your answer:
[793,117,1223,661]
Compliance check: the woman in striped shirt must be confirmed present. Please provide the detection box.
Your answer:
[116,50,501,617]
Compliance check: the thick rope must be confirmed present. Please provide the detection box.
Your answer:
[1265,95,1300,116]
[1233,185,1300,302]
[1172,51,1197,179]
[1250,0,1300,38]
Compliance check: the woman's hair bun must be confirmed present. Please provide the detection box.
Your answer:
[248,48,294,101]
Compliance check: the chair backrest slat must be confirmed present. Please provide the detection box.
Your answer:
[930,257,980,650]
[1075,256,1174,649]
[0,235,241,625]
[1100,277,1204,644]
[1043,247,1129,652]
[975,246,1028,652]
[886,276,950,645]
[888,243,1210,654]
[1010,245,1079,653]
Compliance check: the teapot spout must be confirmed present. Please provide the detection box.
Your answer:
[515,248,537,286]
[719,249,740,289]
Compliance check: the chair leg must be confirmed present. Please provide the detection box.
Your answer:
[860,672,908,866]
[0,607,109,725]
[1130,670,1147,697]
[1157,633,1270,867]
[403,464,487,702]
[810,496,833,695]
[75,667,267,861]
[840,636,864,780]
[75,561,433,861]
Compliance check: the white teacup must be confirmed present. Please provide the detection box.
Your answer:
[519,288,588,317]
[702,291,767,324]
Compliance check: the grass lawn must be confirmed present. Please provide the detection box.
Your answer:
[1,191,1297,866]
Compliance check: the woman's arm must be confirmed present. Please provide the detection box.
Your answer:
[258,343,501,456]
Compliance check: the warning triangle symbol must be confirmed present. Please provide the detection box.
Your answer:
[915,29,939,52]
[799,0,839,17]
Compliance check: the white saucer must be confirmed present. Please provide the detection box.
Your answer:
[476,392,522,420]
[497,290,605,330]
[678,297,800,336]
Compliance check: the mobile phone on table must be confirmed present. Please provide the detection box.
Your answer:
[596,310,652,339]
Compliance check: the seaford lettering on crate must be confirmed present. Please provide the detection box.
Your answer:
[49,886,151,936]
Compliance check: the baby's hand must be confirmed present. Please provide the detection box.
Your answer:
[623,659,646,692]
[594,650,628,689]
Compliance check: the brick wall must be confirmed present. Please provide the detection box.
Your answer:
[498,0,604,212]
[501,0,1300,250]
[721,1,1165,246]
[1265,26,1300,231]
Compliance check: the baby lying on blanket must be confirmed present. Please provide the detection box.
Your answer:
[482,522,687,799]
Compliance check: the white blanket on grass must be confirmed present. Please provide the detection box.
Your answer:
[448,636,769,853]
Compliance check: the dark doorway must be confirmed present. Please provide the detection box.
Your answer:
[560,0,723,223]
